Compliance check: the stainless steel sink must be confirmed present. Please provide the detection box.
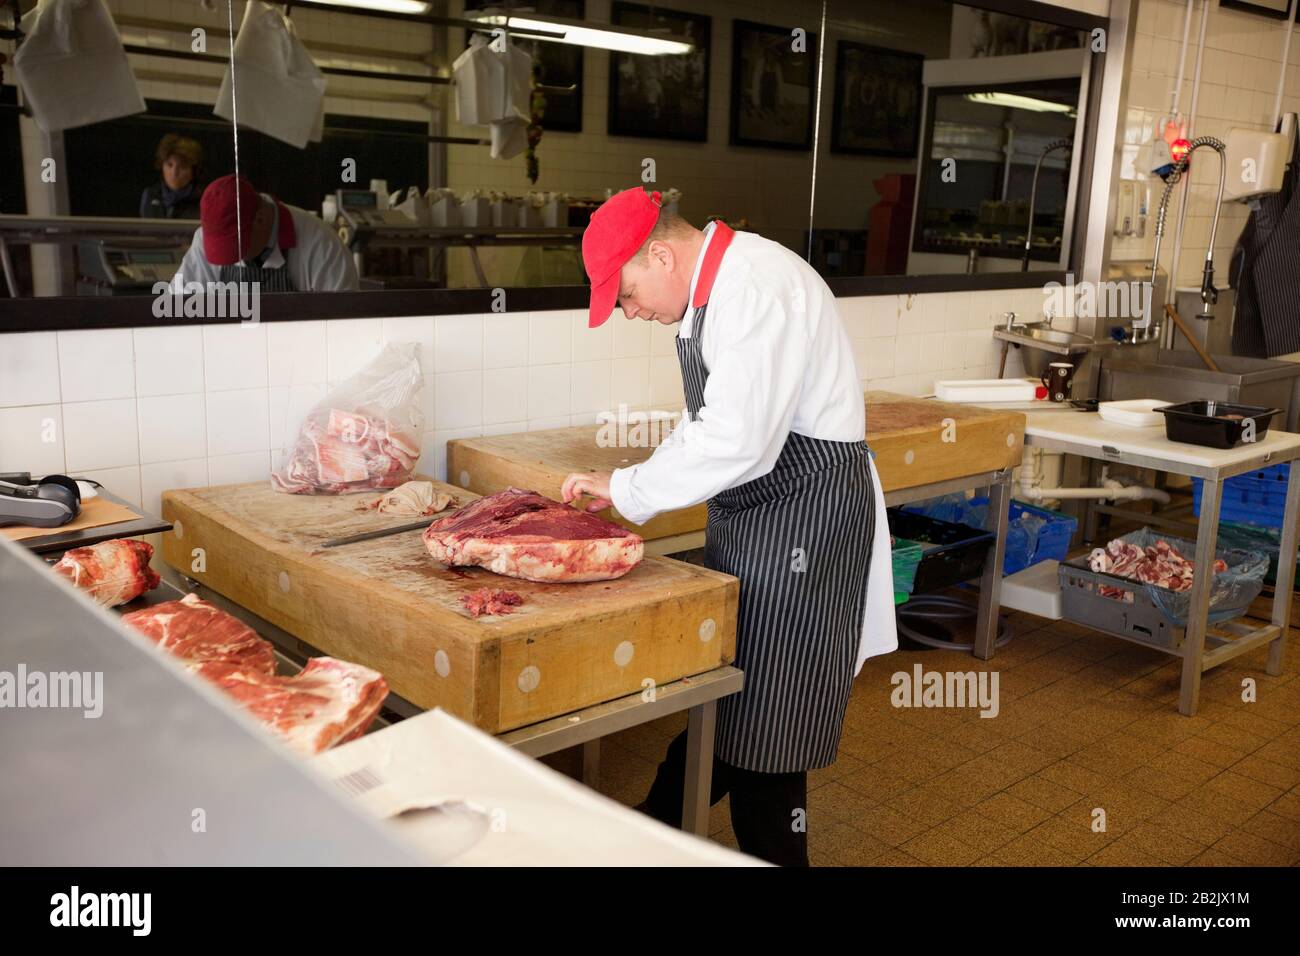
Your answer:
[992,324,1102,377]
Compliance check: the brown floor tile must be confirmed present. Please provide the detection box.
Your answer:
[838,764,915,804]
[1266,790,1300,823]
[1041,758,1115,793]
[870,849,926,867]
[810,820,890,866]
[1177,785,1263,828]
[1211,829,1298,866]
[887,786,963,829]
[1173,735,1249,769]
[1204,770,1285,811]
[900,827,983,866]
[1233,754,1300,791]
[972,791,1053,833]
[1123,765,1201,801]
[807,782,876,826]
[1026,814,1118,862]
[1147,802,1236,846]
[1148,751,1223,785]
[807,751,867,790]
[1256,740,1300,771]
[1086,834,1169,866]
[871,750,951,785]
[984,740,1057,775]
[851,802,933,847]
[937,809,1020,856]
[1188,847,1250,866]
[1195,722,1269,756]
[1122,822,1206,865]
[1240,810,1300,852]
[992,833,1080,866]
[1008,774,1082,813]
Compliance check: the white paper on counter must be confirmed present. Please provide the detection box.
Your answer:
[312,709,766,867]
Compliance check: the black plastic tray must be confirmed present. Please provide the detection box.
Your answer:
[886,509,995,594]
[1156,400,1281,449]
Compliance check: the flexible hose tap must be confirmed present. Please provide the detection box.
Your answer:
[1022,138,1074,272]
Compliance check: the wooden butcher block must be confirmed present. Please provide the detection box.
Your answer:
[448,426,706,542]
[866,391,1025,493]
[160,481,738,733]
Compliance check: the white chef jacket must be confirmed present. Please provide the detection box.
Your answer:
[172,196,359,292]
[608,223,897,670]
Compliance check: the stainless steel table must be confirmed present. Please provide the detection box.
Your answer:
[1023,411,1300,715]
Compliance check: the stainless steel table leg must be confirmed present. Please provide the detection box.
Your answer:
[973,471,1010,661]
[1268,460,1300,675]
[682,700,716,837]
[581,739,601,789]
[1180,477,1221,716]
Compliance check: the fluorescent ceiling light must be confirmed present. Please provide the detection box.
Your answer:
[465,12,694,55]
[307,0,432,14]
[964,92,1075,115]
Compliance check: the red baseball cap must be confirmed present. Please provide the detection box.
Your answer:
[582,187,662,328]
[200,174,259,266]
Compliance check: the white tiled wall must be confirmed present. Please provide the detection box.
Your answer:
[0,290,1040,514]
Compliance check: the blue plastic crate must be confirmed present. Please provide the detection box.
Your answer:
[903,495,1077,576]
[1192,463,1290,529]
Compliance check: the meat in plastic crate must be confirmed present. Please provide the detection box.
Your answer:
[1191,463,1291,529]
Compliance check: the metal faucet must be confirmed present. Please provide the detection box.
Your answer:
[1002,310,1018,331]
[1022,138,1074,272]
[1147,136,1227,337]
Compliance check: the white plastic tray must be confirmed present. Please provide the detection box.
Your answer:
[935,379,1037,403]
[1098,399,1170,428]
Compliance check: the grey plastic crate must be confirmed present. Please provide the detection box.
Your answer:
[1058,561,1184,650]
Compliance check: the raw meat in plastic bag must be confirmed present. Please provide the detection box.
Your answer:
[272,343,424,495]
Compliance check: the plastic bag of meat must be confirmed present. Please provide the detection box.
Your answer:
[51,538,160,607]
[1087,527,1269,625]
[272,343,424,495]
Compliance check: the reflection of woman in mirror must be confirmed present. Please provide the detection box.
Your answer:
[140,134,204,220]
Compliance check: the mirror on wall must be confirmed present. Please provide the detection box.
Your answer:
[0,0,1099,309]
[809,1,1092,279]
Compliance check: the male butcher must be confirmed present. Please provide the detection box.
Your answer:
[561,188,896,866]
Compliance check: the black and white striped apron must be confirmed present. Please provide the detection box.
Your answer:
[218,256,296,292]
[678,293,875,773]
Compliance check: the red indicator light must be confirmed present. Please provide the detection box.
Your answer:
[1170,138,1191,162]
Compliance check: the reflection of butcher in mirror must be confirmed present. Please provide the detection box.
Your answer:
[172,174,358,293]
[139,134,204,220]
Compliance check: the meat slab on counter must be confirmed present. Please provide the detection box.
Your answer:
[1089,536,1226,596]
[272,408,420,495]
[121,594,388,755]
[52,539,161,607]
[423,487,644,583]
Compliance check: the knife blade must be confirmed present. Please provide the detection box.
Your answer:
[319,519,433,549]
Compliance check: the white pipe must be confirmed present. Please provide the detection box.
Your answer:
[1171,0,1196,117]
[1019,461,1172,504]
[1274,0,1299,131]
[1164,0,1213,310]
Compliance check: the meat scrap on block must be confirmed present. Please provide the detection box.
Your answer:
[121,594,388,755]
[52,538,161,608]
[423,487,644,583]
[460,587,524,618]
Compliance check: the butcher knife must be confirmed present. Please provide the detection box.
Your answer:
[319,519,433,549]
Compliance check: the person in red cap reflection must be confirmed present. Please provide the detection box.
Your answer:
[172,174,358,292]
[560,188,896,867]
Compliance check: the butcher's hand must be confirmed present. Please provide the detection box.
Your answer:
[561,471,613,514]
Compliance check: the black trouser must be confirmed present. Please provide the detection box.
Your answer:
[640,729,809,867]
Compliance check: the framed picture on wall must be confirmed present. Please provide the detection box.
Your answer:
[729,19,818,150]
[607,2,710,142]
[465,0,585,133]
[1219,0,1294,20]
[830,42,923,157]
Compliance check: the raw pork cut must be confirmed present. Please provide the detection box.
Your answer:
[272,407,420,495]
[121,593,277,676]
[121,594,388,755]
[423,487,643,583]
[52,539,160,607]
[193,657,389,756]
[1089,536,1226,599]
[459,587,524,618]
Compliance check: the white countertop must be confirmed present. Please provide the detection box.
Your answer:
[1022,407,1300,470]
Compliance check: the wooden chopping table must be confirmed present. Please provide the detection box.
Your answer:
[160,479,741,835]
[450,391,1027,658]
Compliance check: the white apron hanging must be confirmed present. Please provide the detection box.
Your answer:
[213,0,326,149]
[13,0,145,133]
[855,455,898,674]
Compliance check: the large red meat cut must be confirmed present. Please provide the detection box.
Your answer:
[272,408,420,495]
[121,593,277,676]
[193,657,389,756]
[1089,536,1227,599]
[423,487,643,583]
[52,539,161,607]
[121,594,388,755]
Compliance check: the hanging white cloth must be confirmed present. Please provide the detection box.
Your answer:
[13,0,145,133]
[213,0,326,150]
[856,455,898,674]
[452,33,532,160]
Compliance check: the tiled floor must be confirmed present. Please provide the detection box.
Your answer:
[592,613,1300,866]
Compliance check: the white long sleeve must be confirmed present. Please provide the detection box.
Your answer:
[608,230,864,526]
